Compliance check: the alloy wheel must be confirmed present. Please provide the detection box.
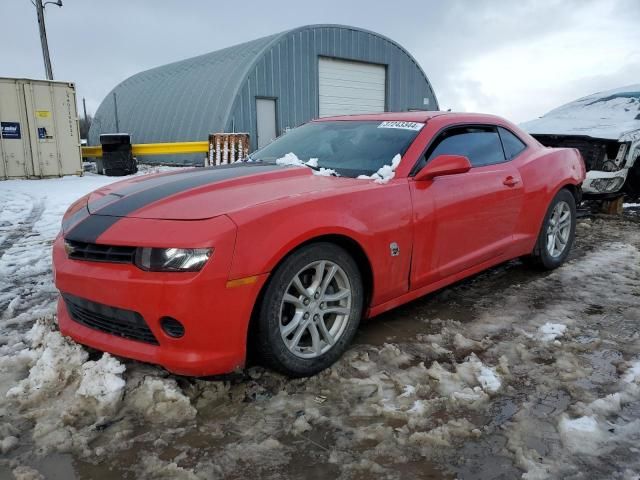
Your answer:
[279,260,352,358]
[546,200,572,258]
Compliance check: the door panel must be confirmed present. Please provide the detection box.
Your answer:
[24,82,64,177]
[0,80,32,178]
[409,124,525,289]
[410,164,523,288]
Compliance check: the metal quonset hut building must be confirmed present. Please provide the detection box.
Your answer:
[88,24,439,164]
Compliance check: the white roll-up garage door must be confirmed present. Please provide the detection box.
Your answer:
[318,57,386,118]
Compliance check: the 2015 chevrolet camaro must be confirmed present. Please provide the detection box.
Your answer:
[53,112,585,377]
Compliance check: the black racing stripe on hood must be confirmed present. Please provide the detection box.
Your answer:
[64,214,121,243]
[64,163,283,244]
[87,167,225,213]
[94,163,283,217]
[61,206,90,233]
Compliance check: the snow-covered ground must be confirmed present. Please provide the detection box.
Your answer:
[1,173,640,479]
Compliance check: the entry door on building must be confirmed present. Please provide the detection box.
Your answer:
[256,98,277,149]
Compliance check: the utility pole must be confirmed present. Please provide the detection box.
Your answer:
[34,0,62,81]
[113,92,120,132]
[82,97,88,124]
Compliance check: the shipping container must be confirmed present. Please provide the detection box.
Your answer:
[0,77,82,179]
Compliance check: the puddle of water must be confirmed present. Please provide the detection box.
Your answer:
[575,349,623,391]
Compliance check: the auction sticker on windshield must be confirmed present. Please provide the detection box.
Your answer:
[378,121,424,131]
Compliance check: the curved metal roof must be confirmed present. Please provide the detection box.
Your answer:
[89,25,438,150]
[89,32,280,144]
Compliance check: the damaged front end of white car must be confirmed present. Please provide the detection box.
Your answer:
[522,84,640,201]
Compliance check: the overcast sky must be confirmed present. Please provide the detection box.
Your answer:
[2,0,639,123]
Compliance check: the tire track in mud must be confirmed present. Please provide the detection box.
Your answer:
[0,199,45,260]
[0,199,46,318]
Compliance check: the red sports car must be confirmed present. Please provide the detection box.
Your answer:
[53,112,585,377]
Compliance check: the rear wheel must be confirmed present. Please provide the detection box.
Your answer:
[254,243,363,377]
[523,189,576,270]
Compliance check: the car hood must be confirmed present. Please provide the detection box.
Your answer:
[86,163,359,220]
[521,83,640,141]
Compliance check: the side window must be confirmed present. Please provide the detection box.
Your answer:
[498,127,527,160]
[426,126,505,167]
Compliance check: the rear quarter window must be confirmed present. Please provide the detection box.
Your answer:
[498,127,527,160]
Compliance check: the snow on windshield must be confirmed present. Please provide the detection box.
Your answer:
[275,152,338,177]
[356,154,402,184]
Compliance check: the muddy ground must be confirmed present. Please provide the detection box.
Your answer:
[1,202,639,480]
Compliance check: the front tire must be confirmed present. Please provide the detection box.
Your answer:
[524,188,576,270]
[254,242,363,377]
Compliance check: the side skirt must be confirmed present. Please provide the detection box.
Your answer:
[366,253,514,319]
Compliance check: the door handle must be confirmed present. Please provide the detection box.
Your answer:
[503,176,520,187]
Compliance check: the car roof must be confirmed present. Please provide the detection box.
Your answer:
[313,111,509,124]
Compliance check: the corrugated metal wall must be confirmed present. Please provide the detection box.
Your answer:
[228,25,438,151]
[89,25,438,163]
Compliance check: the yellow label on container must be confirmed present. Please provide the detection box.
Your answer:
[36,110,51,118]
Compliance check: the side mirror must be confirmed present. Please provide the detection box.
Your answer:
[414,154,472,181]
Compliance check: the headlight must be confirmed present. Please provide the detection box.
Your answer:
[590,177,625,192]
[135,247,213,272]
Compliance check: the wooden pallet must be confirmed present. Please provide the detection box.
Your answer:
[206,133,250,166]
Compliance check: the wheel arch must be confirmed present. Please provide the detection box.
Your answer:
[559,182,582,205]
[244,233,374,364]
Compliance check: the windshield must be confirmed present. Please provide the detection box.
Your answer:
[250,121,423,177]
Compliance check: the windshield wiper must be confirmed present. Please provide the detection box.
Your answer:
[304,162,321,171]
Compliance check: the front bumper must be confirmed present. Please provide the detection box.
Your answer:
[53,217,268,376]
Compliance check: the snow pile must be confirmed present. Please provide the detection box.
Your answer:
[537,322,567,342]
[11,466,44,480]
[476,362,502,392]
[2,319,131,454]
[1,317,198,458]
[378,342,413,367]
[357,154,402,184]
[6,319,89,405]
[76,354,126,416]
[275,152,338,176]
[522,83,640,140]
[427,353,502,403]
[305,157,319,168]
[622,359,640,383]
[558,415,611,455]
[408,418,476,448]
[586,393,623,416]
[1,434,19,454]
[127,376,197,425]
[138,455,202,480]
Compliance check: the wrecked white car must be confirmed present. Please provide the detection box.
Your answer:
[522,84,640,200]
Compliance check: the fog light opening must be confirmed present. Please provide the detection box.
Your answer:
[160,317,185,338]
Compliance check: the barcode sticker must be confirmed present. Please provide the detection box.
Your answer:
[378,121,424,131]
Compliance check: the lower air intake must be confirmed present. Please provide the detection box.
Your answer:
[63,293,158,345]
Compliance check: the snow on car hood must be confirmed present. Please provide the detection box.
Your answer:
[521,84,640,141]
[85,163,356,220]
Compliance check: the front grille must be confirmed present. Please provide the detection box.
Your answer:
[63,293,158,345]
[65,239,136,264]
